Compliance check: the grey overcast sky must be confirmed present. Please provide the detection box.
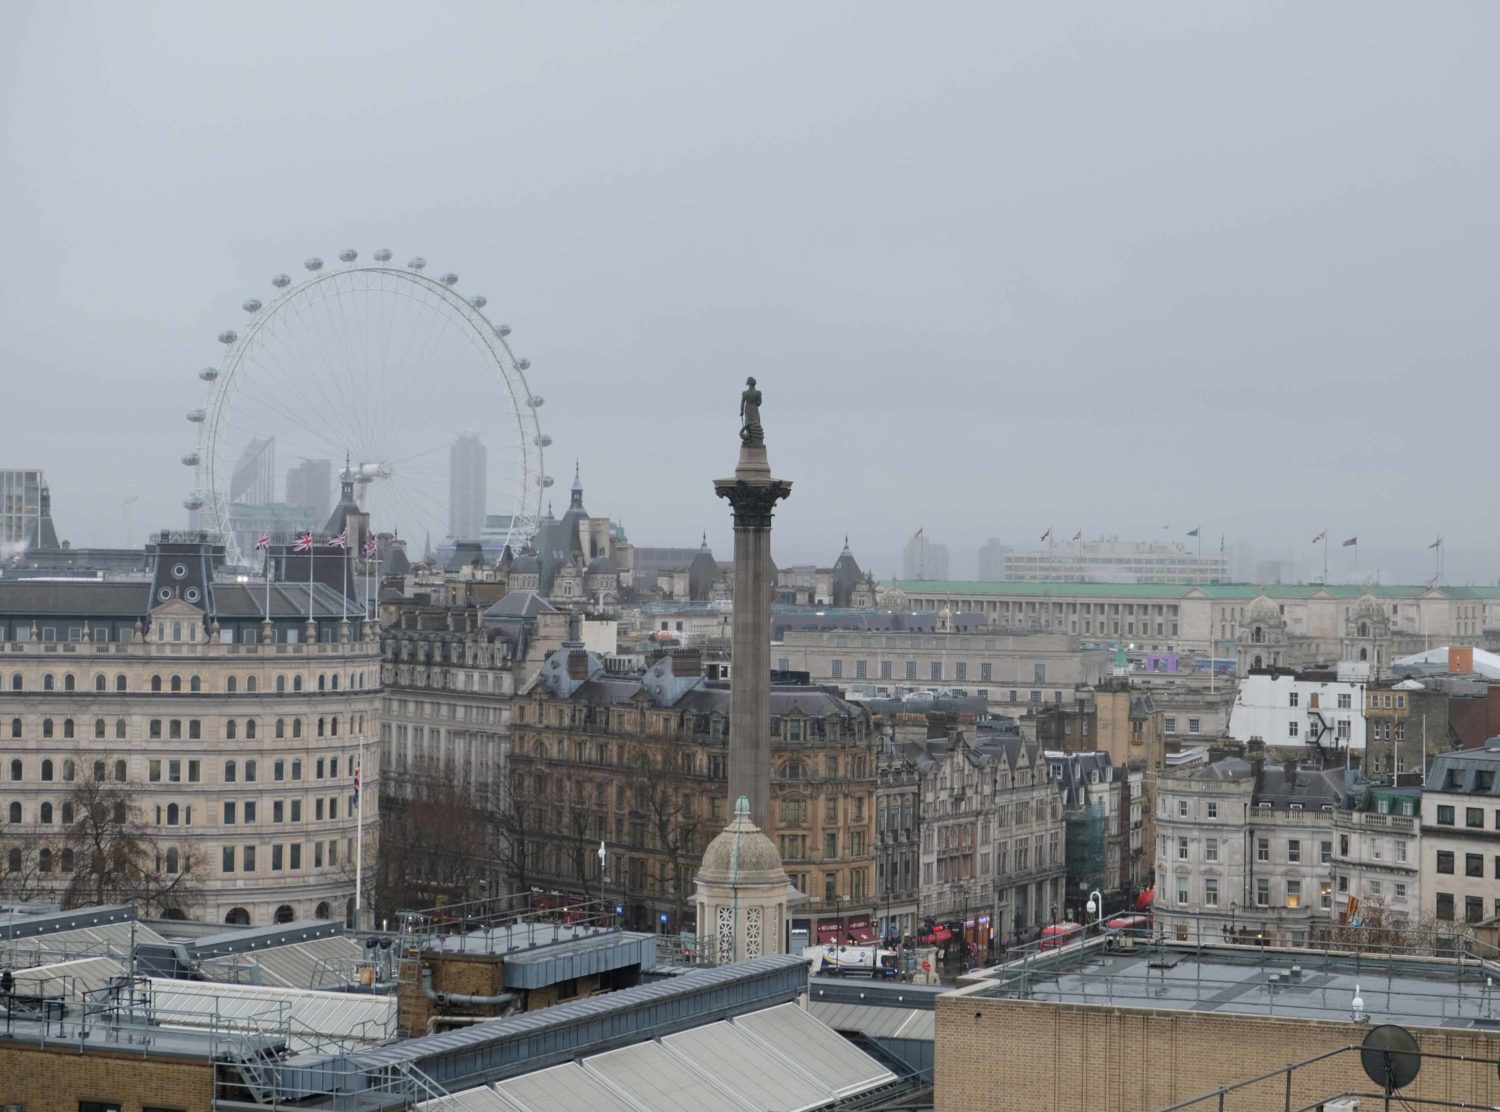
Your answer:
[3,3,1497,583]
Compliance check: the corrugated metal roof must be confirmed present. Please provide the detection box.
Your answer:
[492,1062,644,1112]
[501,932,656,989]
[149,977,396,1053]
[808,1001,935,1041]
[10,956,126,999]
[584,1040,747,1111]
[733,1003,897,1098]
[416,1087,518,1112]
[662,1019,833,1111]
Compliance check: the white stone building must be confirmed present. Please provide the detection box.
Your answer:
[1330,786,1421,926]
[1422,740,1500,927]
[1227,664,1370,762]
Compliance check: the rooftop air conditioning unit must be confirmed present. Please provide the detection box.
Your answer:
[1317,1100,1359,1111]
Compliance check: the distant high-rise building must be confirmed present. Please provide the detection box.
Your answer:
[449,433,487,540]
[978,538,1008,581]
[230,437,276,505]
[902,531,949,580]
[0,469,43,549]
[285,458,332,525]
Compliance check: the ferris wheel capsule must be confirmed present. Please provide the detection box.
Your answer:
[470,295,487,308]
[497,324,511,337]
[272,274,291,288]
[199,367,219,382]
[304,257,324,272]
[373,248,392,262]
[181,452,200,466]
[528,396,544,407]
[242,298,262,313]
[407,256,426,270]
[217,330,238,345]
[339,249,358,263]
[187,408,206,423]
[539,475,554,487]
[534,435,552,447]
[440,272,458,286]
[517,358,531,370]
[183,493,205,511]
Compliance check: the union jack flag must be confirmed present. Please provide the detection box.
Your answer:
[363,536,378,557]
[330,532,348,548]
[293,532,313,552]
[351,760,361,806]
[256,531,270,551]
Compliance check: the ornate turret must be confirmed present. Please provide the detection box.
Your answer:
[695,796,789,964]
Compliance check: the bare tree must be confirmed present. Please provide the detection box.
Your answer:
[372,757,493,919]
[626,739,703,928]
[0,842,57,903]
[60,762,202,916]
[488,759,540,900]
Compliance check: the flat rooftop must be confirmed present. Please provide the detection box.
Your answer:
[966,942,1500,1030]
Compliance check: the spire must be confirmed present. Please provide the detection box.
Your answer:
[569,462,585,511]
[573,460,582,490]
[701,531,709,550]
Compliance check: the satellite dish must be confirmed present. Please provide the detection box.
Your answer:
[1360,1024,1420,1094]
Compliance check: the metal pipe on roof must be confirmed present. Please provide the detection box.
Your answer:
[420,965,517,1011]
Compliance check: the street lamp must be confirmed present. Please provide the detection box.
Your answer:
[1085,889,1103,936]
[597,841,610,930]
[1228,899,1238,943]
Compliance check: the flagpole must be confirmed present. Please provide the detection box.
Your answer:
[1323,533,1328,586]
[341,544,348,623]
[354,733,365,931]
[308,538,315,626]
[263,538,271,626]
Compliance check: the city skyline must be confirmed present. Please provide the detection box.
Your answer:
[3,5,1499,576]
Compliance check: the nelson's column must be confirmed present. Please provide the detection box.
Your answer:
[714,377,792,830]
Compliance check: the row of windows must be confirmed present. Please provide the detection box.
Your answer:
[7,712,368,745]
[1433,804,1500,828]
[221,839,348,873]
[6,754,361,785]
[1432,850,1500,877]
[1167,834,1335,865]
[1173,874,1332,910]
[7,670,370,693]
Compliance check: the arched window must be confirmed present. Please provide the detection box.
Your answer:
[275,718,285,739]
[225,907,251,925]
[293,676,303,692]
[112,801,125,823]
[1253,654,1263,669]
[330,716,338,737]
[227,676,237,693]
[115,674,127,692]
[9,674,20,691]
[1358,622,1370,638]
[63,674,75,692]
[169,720,182,740]
[170,675,182,693]
[274,905,295,924]
[94,718,106,739]
[151,675,162,692]
[166,803,179,825]
[190,675,201,693]
[42,674,54,691]
[161,906,185,920]
[38,848,51,873]
[93,760,105,781]
[318,674,326,692]
[172,621,182,642]
[41,719,53,738]
[95,674,106,692]
[165,847,179,873]
[62,718,74,739]
[61,802,73,825]
[1252,627,1264,644]
[6,848,20,873]
[114,719,126,740]
[60,848,73,872]
[224,759,237,783]
[1359,648,1369,662]
[246,675,257,693]
[226,720,237,741]
[8,759,20,781]
[315,901,331,920]
[7,802,19,823]
[40,760,53,782]
[276,675,286,693]
[9,719,18,739]
[317,717,325,738]
[331,674,339,690]
[40,802,53,824]
[114,759,126,781]
[244,759,257,782]
[292,719,302,739]
[245,719,257,740]
[61,759,74,781]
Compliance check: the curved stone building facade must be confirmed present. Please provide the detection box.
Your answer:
[0,535,381,926]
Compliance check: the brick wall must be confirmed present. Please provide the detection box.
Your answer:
[935,995,1500,1112]
[0,1043,213,1112]
[396,951,506,1036]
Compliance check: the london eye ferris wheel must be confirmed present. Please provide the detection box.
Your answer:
[181,250,552,567]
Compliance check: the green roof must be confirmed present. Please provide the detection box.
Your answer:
[892,580,1500,600]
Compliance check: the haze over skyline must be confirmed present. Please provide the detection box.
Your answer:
[3,3,1497,583]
